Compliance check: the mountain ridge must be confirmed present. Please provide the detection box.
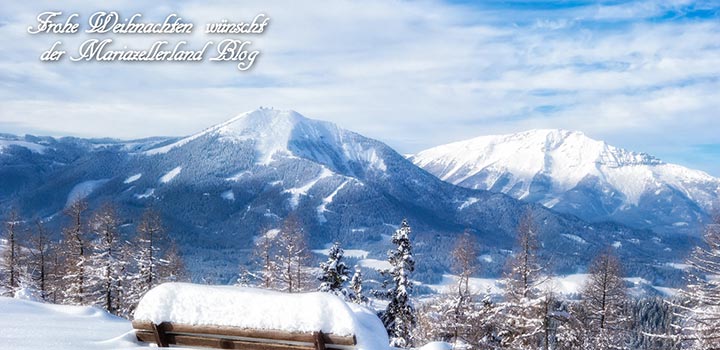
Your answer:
[410,128,720,234]
[0,110,696,286]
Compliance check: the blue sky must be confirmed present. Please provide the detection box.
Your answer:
[0,0,718,175]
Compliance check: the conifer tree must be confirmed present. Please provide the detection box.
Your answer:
[318,241,350,298]
[349,265,368,304]
[379,219,416,348]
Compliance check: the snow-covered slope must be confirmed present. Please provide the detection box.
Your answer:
[411,129,720,233]
[0,112,696,285]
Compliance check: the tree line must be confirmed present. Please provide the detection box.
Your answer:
[3,200,720,350]
[247,210,720,350]
[0,199,186,317]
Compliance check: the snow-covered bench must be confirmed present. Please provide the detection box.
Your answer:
[132,320,356,349]
[132,283,388,350]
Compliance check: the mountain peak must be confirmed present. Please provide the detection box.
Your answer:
[412,129,720,232]
[145,108,334,160]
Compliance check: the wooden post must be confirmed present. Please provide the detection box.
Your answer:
[313,331,326,350]
[152,322,170,347]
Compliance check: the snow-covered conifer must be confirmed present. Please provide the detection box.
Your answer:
[349,265,368,304]
[318,241,350,299]
[379,219,416,348]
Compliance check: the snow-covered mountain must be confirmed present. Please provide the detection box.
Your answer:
[410,129,720,234]
[0,112,696,285]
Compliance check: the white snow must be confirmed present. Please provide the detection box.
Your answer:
[458,197,479,210]
[0,139,47,154]
[417,342,453,350]
[313,248,369,259]
[123,173,142,184]
[317,180,349,222]
[665,262,691,270]
[561,234,588,245]
[145,109,391,174]
[134,283,389,350]
[159,166,182,183]
[66,179,109,206]
[221,189,235,201]
[411,129,720,210]
[284,167,334,208]
[134,188,155,199]
[226,170,251,182]
[427,274,503,295]
[0,297,140,350]
[612,241,622,248]
[358,258,392,271]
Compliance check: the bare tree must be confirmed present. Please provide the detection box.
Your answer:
[578,249,629,349]
[449,231,480,345]
[1,210,22,296]
[275,215,311,293]
[61,199,89,304]
[499,210,547,349]
[88,203,124,314]
[253,226,279,289]
[676,214,720,349]
[27,219,54,301]
[158,241,188,283]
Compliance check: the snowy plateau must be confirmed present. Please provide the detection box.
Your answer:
[0,109,702,288]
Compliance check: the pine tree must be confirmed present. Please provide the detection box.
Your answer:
[318,241,350,299]
[87,204,124,314]
[275,215,311,293]
[579,249,629,350]
[379,219,416,348]
[349,265,368,304]
[61,199,89,304]
[499,210,547,349]
[1,210,22,296]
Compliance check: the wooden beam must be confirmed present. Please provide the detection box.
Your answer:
[313,331,326,350]
[132,320,356,345]
[152,322,169,347]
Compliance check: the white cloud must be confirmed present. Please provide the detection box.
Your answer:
[0,0,718,175]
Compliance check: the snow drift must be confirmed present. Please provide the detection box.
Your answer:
[133,282,389,350]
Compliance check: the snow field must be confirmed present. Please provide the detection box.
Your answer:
[0,296,140,350]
